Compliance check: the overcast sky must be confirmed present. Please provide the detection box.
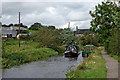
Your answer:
[2,0,104,30]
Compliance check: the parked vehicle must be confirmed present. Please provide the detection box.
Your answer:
[64,45,79,57]
[82,44,93,57]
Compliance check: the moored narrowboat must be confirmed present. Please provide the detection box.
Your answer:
[64,45,79,57]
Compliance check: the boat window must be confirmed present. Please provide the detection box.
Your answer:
[66,45,77,51]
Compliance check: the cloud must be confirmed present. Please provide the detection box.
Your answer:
[2,0,104,2]
[2,1,103,29]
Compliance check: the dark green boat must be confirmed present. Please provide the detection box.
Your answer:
[64,45,79,57]
[82,44,93,57]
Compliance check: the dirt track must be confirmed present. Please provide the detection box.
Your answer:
[101,50,118,78]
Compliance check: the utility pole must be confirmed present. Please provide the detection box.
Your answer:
[19,12,20,48]
[68,22,70,28]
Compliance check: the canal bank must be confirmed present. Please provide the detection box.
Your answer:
[2,39,66,69]
[2,48,59,69]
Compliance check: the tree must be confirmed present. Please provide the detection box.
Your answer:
[8,24,13,27]
[80,32,99,46]
[14,24,19,27]
[29,22,43,30]
[60,28,75,45]
[48,26,55,29]
[14,23,28,28]
[89,1,118,41]
[31,27,61,50]
[90,1,120,56]
[2,24,9,27]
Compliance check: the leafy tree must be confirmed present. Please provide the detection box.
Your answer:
[14,24,19,27]
[31,27,61,50]
[60,28,75,45]
[80,32,99,46]
[8,24,13,27]
[2,24,9,27]
[29,22,43,30]
[14,23,27,28]
[89,1,118,41]
[48,26,55,29]
[90,0,120,57]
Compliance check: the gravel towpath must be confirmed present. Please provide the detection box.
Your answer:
[101,50,118,78]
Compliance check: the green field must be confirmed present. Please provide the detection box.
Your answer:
[66,47,107,78]
[3,39,39,54]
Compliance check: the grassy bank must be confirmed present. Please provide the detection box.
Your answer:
[2,39,64,69]
[66,47,107,78]
[2,48,58,69]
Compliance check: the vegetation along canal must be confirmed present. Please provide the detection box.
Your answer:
[2,53,83,78]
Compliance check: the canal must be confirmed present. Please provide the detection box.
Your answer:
[2,53,83,78]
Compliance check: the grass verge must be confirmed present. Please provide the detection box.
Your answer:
[2,39,61,69]
[66,47,107,78]
[2,48,58,69]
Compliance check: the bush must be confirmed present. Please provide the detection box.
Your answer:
[57,46,66,55]
[105,29,119,56]
[80,33,99,46]
[31,27,61,50]
[20,35,30,40]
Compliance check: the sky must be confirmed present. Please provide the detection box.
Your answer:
[1,0,104,30]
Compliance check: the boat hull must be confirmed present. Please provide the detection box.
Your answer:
[64,52,79,57]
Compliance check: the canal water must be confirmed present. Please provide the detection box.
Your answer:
[2,53,83,78]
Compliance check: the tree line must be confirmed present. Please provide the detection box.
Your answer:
[2,22,56,30]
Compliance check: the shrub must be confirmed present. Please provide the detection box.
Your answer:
[57,46,66,55]
[31,27,61,50]
[20,35,30,40]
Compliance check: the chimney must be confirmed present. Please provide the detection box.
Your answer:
[68,22,70,28]
[76,26,78,31]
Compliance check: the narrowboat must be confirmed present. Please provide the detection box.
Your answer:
[82,44,93,57]
[64,45,79,57]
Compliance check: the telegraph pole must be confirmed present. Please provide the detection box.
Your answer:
[19,12,20,48]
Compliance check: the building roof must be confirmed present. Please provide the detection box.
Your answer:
[2,26,27,31]
[10,26,27,30]
[75,29,89,34]
[1,27,10,30]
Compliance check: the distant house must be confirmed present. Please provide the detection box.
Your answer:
[74,26,94,37]
[1,26,27,39]
[1,30,17,38]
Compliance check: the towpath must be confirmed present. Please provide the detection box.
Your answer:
[101,50,118,78]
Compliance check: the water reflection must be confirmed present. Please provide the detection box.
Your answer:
[65,57,77,61]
